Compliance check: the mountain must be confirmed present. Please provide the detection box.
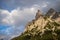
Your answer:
[11,8,60,40]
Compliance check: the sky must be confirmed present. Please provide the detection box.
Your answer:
[0,0,60,40]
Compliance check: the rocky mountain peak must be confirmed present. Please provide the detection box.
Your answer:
[48,8,55,12]
[35,10,43,20]
[46,8,56,18]
[47,8,56,14]
[12,8,60,40]
[24,8,60,35]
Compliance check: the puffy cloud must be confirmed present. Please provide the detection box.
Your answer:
[0,7,36,26]
[0,6,40,40]
[0,0,60,39]
[0,2,51,39]
[2,0,60,10]
[0,4,48,28]
[1,0,60,40]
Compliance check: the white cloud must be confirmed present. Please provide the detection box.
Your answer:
[0,7,37,26]
[0,3,49,39]
[0,6,39,40]
[0,0,60,40]
[42,3,47,8]
[41,1,49,8]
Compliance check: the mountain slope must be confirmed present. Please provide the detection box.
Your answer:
[11,8,60,40]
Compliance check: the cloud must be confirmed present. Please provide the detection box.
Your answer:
[0,0,60,40]
[1,0,60,13]
[1,0,57,10]
[0,5,40,40]
[0,1,51,39]
[0,3,48,27]
[0,7,35,26]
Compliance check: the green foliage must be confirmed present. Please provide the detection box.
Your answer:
[42,30,53,40]
[12,29,60,40]
[12,17,60,40]
[53,22,60,26]
[55,29,60,40]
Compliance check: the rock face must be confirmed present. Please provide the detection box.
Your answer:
[35,10,43,20]
[12,8,60,40]
[46,8,56,18]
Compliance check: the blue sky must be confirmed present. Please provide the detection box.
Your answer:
[0,0,60,40]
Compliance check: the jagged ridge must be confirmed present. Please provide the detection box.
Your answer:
[12,8,60,40]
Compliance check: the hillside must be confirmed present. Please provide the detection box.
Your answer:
[11,8,60,40]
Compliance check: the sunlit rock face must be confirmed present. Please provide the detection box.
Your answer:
[25,8,60,33]
[12,8,60,40]
[25,10,45,32]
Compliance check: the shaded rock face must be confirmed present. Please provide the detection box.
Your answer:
[52,12,60,19]
[46,8,56,18]
[46,8,60,22]
[12,8,60,40]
